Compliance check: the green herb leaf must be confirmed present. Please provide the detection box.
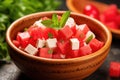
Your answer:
[41,11,70,29]
[52,13,59,27]
[48,49,53,54]
[59,11,70,28]
[41,19,53,28]
[85,35,93,44]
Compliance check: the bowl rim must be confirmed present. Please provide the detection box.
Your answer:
[6,11,112,63]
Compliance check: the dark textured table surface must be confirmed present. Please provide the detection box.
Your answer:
[0,0,120,80]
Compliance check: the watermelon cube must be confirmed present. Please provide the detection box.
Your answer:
[12,40,20,47]
[115,15,120,26]
[106,21,119,29]
[39,48,53,58]
[103,4,118,22]
[57,41,71,54]
[89,38,104,52]
[58,26,73,40]
[17,32,30,48]
[76,24,90,34]
[74,29,86,41]
[78,45,92,56]
[109,62,120,77]
[66,50,79,58]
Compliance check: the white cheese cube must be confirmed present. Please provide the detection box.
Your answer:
[33,19,46,29]
[18,32,30,40]
[70,38,80,50]
[76,24,87,30]
[36,39,45,48]
[46,38,57,48]
[85,31,95,41]
[65,17,76,28]
[24,44,38,55]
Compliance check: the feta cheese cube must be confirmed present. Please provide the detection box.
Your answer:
[18,32,30,40]
[46,38,57,48]
[36,39,45,48]
[76,24,87,30]
[24,44,38,55]
[85,31,95,40]
[33,19,46,29]
[65,17,76,28]
[70,38,80,50]
[84,31,95,44]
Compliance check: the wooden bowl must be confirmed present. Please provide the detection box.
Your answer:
[6,11,112,80]
[66,0,120,38]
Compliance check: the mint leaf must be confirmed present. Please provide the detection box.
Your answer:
[41,11,70,29]
[41,19,53,28]
[52,13,59,27]
[85,35,93,44]
[59,11,70,28]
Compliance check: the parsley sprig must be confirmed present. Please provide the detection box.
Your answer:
[41,11,70,29]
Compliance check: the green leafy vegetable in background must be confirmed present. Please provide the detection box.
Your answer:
[0,0,61,61]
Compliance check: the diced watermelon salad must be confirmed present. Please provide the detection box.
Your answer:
[13,11,104,59]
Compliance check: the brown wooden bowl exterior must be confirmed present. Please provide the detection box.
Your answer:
[66,0,120,39]
[6,11,112,80]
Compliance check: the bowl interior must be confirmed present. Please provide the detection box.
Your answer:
[66,0,120,39]
[6,11,111,62]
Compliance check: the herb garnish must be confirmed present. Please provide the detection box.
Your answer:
[85,35,93,44]
[41,11,70,29]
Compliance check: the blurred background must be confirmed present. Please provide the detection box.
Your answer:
[96,0,120,8]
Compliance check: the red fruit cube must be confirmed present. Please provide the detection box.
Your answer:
[71,25,77,35]
[67,50,79,58]
[57,41,71,54]
[52,47,62,59]
[52,48,62,59]
[28,27,43,40]
[89,38,104,53]
[76,24,90,34]
[17,32,30,48]
[83,4,100,20]
[106,21,119,29]
[99,14,106,23]
[17,32,30,41]
[28,38,36,47]
[115,15,120,26]
[109,62,120,77]
[12,40,20,47]
[78,45,92,57]
[58,26,73,40]
[43,28,58,39]
[74,29,86,41]
[39,48,53,58]
[103,4,118,22]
